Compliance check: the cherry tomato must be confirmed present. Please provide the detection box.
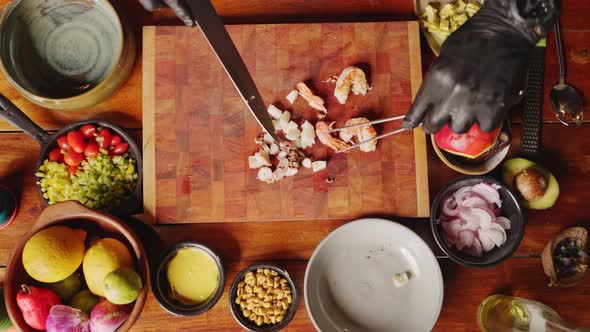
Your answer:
[68,166,78,177]
[67,131,85,153]
[112,143,129,155]
[84,142,99,158]
[48,147,62,162]
[97,129,111,149]
[64,150,85,167]
[80,124,96,138]
[57,136,70,150]
[110,134,122,147]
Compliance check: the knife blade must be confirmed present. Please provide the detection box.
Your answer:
[186,0,279,142]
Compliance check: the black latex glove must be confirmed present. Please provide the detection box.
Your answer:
[404,0,561,134]
[138,0,194,26]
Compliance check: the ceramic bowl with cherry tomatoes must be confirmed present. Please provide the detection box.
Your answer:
[49,124,131,173]
[35,122,141,214]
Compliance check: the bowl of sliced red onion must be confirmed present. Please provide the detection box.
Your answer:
[431,176,525,268]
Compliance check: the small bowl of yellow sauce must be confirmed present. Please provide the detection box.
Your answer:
[153,242,225,316]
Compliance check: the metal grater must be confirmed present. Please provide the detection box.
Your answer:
[520,45,546,157]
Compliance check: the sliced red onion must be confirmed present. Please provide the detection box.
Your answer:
[456,230,475,250]
[462,196,488,208]
[495,216,511,230]
[442,219,463,239]
[477,229,496,252]
[463,238,483,257]
[487,223,507,246]
[493,206,501,217]
[459,206,494,229]
[441,195,459,217]
[439,182,510,257]
[453,187,473,203]
[471,183,502,208]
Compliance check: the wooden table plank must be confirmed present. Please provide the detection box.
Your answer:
[0,123,588,264]
[0,0,586,131]
[129,258,590,331]
[1,257,589,331]
[0,0,588,331]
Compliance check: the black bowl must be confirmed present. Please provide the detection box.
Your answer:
[152,242,225,316]
[431,176,525,268]
[229,263,299,332]
[0,94,142,216]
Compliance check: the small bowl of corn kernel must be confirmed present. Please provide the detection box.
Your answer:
[229,264,299,331]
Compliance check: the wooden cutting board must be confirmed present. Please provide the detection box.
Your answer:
[143,22,429,224]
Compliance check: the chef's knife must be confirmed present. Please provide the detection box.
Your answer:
[186,0,279,142]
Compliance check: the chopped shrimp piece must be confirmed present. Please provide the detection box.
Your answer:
[315,121,350,152]
[334,66,369,104]
[285,90,299,104]
[312,161,327,173]
[296,82,328,116]
[338,117,377,152]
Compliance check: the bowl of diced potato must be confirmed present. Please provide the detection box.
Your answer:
[415,0,483,56]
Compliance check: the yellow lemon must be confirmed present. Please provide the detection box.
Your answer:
[83,238,133,296]
[22,226,87,283]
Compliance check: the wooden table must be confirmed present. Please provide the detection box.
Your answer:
[0,1,589,330]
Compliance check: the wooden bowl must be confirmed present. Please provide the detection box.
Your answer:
[4,201,149,332]
[542,227,588,287]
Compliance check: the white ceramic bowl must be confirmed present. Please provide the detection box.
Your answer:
[304,219,443,332]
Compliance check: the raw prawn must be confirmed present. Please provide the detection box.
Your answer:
[315,121,350,152]
[338,117,377,152]
[296,82,328,116]
[334,66,369,104]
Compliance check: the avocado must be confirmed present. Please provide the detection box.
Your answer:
[502,158,559,210]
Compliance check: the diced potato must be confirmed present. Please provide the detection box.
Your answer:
[450,13,468,26]
[440,3,455,19]
[454,0,467,14]
[421,5,439,25]
[420,1,481,42]
[439,18,450,32]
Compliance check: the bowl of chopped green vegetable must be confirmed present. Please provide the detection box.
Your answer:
[415,0,483,56]
[0,93,142,216]
[542,227,588,287]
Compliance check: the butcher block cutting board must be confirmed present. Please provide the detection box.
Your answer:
[143,22,429,224]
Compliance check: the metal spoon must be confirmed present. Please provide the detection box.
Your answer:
[550,18,584,126]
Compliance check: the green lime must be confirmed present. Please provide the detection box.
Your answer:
[45,272,82,302]
[69,290,100,315]
[103,267,142,305]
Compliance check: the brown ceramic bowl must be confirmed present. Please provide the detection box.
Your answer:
[4,201,149,332]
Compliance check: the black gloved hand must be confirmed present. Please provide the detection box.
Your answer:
[138,0,194,26]
[404,0,561,134]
